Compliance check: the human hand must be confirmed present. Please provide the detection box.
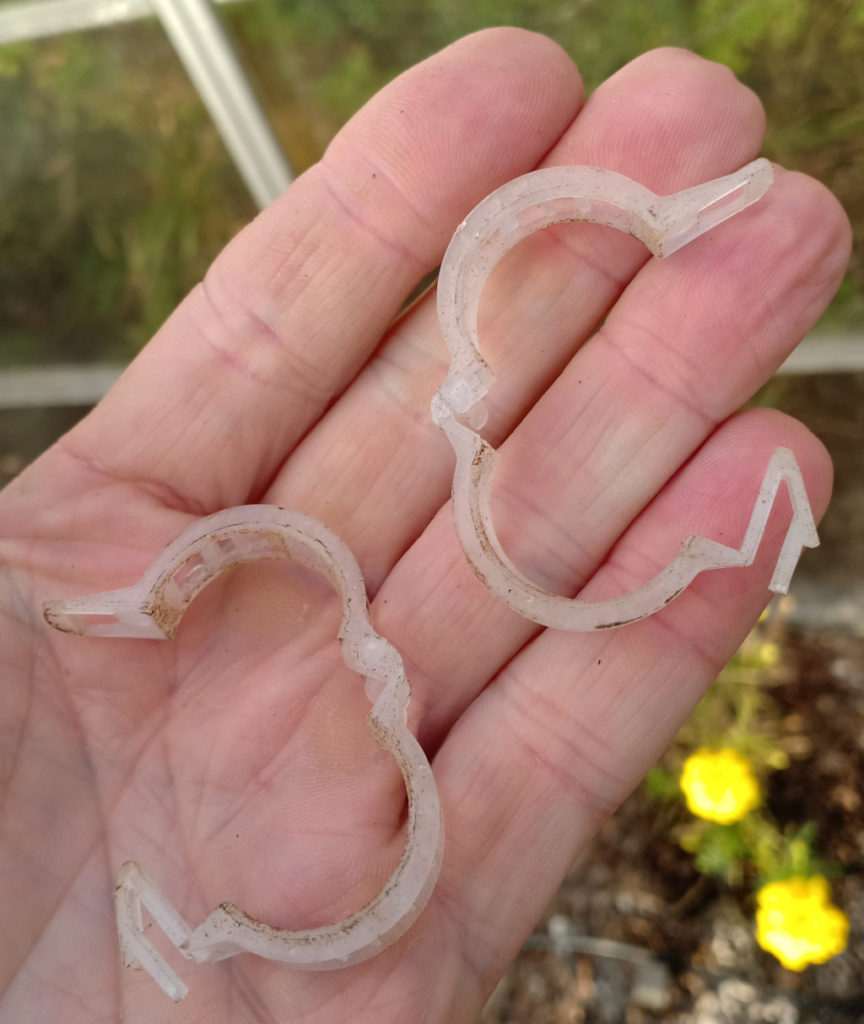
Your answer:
[0,28,849,1024]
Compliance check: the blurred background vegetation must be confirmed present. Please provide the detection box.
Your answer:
[0,0,862,370]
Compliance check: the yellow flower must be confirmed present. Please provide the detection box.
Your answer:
[759,641,781,666]
[756,876,849,971]
[680,748,760,824]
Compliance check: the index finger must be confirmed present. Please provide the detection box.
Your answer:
[55,29,583,513]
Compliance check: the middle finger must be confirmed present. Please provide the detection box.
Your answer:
[265,48,767,584]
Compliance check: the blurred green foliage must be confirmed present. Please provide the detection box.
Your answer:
[0,0,862,367]
[649,615,843,895]
[0,19,254,364]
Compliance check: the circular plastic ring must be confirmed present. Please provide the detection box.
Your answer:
[45,507,443,1000]
[432,161,817,629]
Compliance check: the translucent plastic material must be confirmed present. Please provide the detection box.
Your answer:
[436,436,817,630]
[431,160,818,628]
[433,159,775,421]
[44,507,444,1001]
[37,159,817,1004]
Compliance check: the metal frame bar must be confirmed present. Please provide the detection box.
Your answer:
[0,365,124,409]
[2,335,862,410]
[149,0,292,208]
[0,0,293,208]
[0,0,233,45]
[777,333,864,375]
[0,0,159,43]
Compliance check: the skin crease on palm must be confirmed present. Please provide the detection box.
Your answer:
[0,25,851,1024]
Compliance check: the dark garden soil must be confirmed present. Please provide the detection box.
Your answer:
[479,629,864,1024]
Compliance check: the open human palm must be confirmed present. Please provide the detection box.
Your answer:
[0,29,850,1024]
